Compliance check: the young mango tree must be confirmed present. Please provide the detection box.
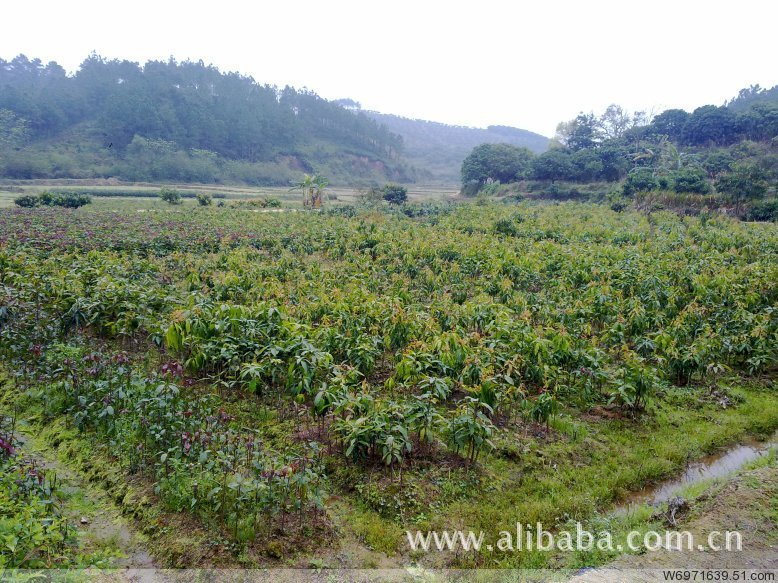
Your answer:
[609,354,661,413]
[446,396,496,466]
[529,390,559,431]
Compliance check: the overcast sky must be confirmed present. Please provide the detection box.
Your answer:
[3,0,777,137]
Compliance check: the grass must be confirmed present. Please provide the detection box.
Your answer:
[342,507,405,555]
[330,382,777,568]
[6,356,774,569]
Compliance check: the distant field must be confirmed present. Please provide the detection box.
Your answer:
[0,180,459,209]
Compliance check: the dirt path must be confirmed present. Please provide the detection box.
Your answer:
[574,465,777,581]
[15,429,156,570]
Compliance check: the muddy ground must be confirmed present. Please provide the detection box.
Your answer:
[575,465,777,581]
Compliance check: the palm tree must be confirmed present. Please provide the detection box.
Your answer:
[311,174,328,209]
[632,136,696,176]
[292,174,315,208]
[291,174,328,208]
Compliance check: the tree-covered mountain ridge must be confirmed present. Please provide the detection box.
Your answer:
[0,54,552,186]
[0,54,416,185]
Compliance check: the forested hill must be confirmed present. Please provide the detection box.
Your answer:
[0,54,416,185]
[365,111,549,183]
[725,84,778,111]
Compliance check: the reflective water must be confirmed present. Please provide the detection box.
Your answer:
[619,432,777,510]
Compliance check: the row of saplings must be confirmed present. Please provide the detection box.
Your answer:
[167,326,660,476]
[270,353,655,478]
[9,332,658,551]
[0,413,76,568]
[161,307,664,481]
[14,340,562,547]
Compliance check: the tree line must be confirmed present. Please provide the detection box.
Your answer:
[462,91,778,203]
[0,54,405,182]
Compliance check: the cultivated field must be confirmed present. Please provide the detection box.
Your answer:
[1,201,776,571]
[0,180,459,209]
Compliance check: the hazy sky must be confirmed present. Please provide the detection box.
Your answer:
[3,0,777,137]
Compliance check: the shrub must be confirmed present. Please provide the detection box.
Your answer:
[478,181,502,197]
[716,164,769,214]
[461,182,481,197]
[159,187,182,205]
[196,193,212,206]
[231,197,281,209]
[744,198,778,222]
[55,193,91,208]
[357,186,384,206]
[13,192,91,209]
[382,183,408,205]
[610,199,628,213]
[670,168,712,194]
[13,195,39,208]
[494,218,520,237]
[623,168,659,196]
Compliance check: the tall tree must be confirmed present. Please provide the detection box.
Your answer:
[649,109,689,142]
[599,104,633,140]
[682,106,740,146]
[532,149,574,183]
[555,113,601,151]
[461,143,535,192]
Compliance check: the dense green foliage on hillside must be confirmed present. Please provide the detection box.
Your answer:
[725,84,778,111]
[461,94,778,217]
[0,54,415,185]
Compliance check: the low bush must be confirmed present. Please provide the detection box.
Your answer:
[383,183,408,205]
[231,197,282,209]
[159,187,182,205]
[670,167,712,194]
[745,198,778,222]
[14,192,91,209]
[623,168,659,196]
[12,195,39,208]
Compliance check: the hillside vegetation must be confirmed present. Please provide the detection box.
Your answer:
[0,55,418,185]
[459,90,778,219]
[0,54,550,187]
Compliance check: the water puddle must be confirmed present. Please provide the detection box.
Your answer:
[618,431,777,511]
